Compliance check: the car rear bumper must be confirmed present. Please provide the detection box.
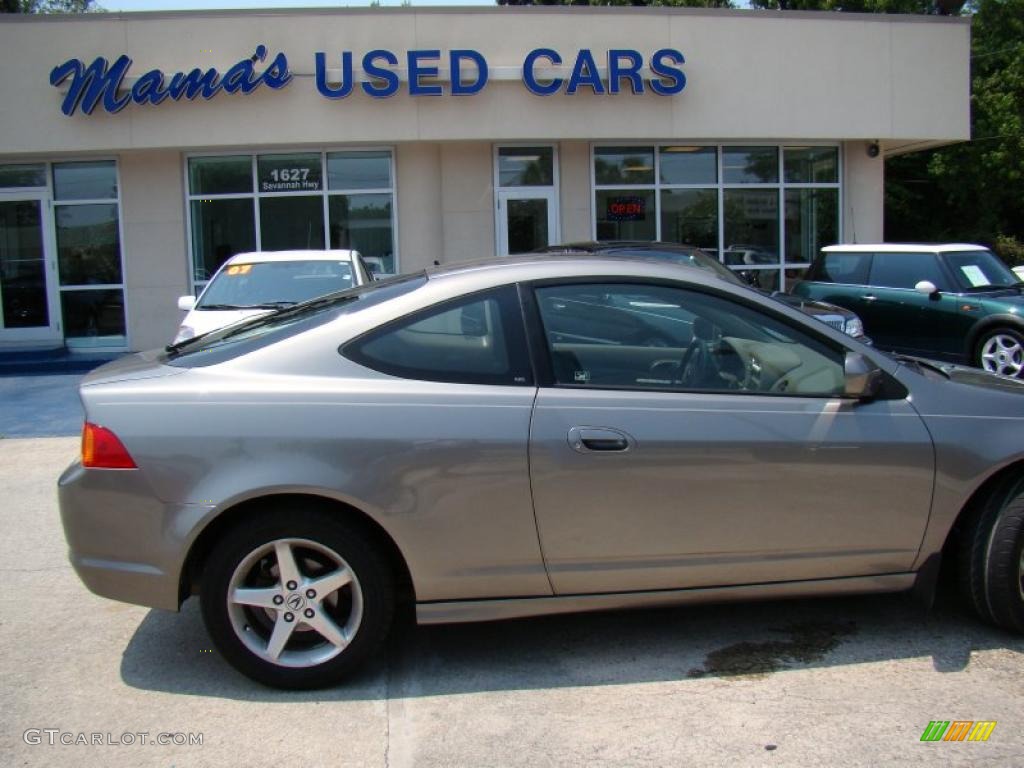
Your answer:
[58,461,214,612]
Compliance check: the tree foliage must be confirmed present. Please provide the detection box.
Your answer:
[885,0,1024,261]
[1,0,99,12]
[748,0,964,13]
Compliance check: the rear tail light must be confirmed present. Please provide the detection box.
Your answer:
[81,422,137,469]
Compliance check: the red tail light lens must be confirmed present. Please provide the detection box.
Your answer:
[81,422,137,469]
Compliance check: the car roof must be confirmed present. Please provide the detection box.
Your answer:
[424,252,711,285]
[821,243,988,253]
[226,249,358,264]
[544,241,700,254]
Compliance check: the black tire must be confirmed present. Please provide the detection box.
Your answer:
[958,476,1024,633]
[974,326,1024,379]
[200,505,395,689]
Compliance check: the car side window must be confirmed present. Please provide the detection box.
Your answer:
[869,252,947,290]
[534,283,844,396]
[811,252,871,284]
[343,285,533,386]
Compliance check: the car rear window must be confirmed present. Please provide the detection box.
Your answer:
[163,273,426,367]
[342,285,533,386]
[808,251,871,284]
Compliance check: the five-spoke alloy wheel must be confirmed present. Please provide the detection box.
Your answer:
[977,328,1024,378]
[201,507,394,689]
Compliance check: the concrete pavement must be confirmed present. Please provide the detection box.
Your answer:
[1,436,1022,767]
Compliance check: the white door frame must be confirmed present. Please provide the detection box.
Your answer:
[493,144,561,257]
[0,191,62,346]
[496,188,559,257]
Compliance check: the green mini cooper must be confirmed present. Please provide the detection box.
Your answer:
[793,244,1024,378]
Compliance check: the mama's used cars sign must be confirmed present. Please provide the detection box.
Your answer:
[49,45,687,116]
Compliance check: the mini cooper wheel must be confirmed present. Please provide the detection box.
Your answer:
[959,478,1024,634]
[976,327,1024,379]
[201,508,394,689]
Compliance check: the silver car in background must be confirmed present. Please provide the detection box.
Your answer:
[59,255,1024,689]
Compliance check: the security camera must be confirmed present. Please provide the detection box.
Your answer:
[866,141,880,158]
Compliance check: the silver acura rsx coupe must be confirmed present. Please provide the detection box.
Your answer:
[59,255,1024,689]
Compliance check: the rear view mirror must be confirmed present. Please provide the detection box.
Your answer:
[843,352,883,400]
[914,280,938,296]
[177,295,196,312]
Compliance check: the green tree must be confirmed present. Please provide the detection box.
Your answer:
[1,0,100,12]
[747,0,964,13]
[885,0,1024,261]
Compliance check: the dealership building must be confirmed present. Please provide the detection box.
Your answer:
[0,7,969,352]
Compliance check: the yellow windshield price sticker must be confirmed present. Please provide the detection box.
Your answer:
[226,264,253,276]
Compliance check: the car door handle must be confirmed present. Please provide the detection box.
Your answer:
[568,427,634,453]
[862,294,878,302]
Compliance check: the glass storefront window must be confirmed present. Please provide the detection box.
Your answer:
[190,198,256,281]
[722,146,778,184]
[497,147,554,187]
[257,153,322,193]
[0,199,48,328]
[594,147,655,185]
[327,151,392,191]
[660,189,717,252]
[188,156,253,196]
[723,189,780,265]
[784,147,839,184]
[53,161,118,201]
[0,164,46,188]
[60,288,126,339]
[785,189,838,266]
[55,204,122,285]
[659,147,717,185]
[595,189,656,240]
[188,150,397,284]
[329,193,395,272]
[593,144,839,289]
[260,196,325,251]
[51,160,126,347]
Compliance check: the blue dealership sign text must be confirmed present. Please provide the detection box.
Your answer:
[50,46,685,116]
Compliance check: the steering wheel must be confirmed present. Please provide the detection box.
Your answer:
[679,338,716,389]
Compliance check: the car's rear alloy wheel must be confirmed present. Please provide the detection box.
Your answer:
[977,328,1024,378]
[959,477,1024,634]
[201,508,394,689]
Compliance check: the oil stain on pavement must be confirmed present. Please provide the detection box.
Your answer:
[687,620,858,680]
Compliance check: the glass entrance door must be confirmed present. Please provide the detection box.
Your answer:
[497,190,557,256]
[0,194,60,344]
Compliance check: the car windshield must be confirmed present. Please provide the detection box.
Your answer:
[164,273,427,365]
[197,260,356,309]
[943,250,1020,291]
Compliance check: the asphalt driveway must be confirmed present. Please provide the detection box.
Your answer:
[1,436,1022,767]
[0,373,84,438]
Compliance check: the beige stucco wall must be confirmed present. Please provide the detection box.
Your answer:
[842,140,885,243]
[118,150,188,350]
[2,7,956,349]
[0,8,970,157]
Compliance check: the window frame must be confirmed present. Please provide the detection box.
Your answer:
[341,284,535,387]
[521,275,857,399]
[184,147,399,296]
[589,142,843,293]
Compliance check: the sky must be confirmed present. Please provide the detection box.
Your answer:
[101,0,493,9]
